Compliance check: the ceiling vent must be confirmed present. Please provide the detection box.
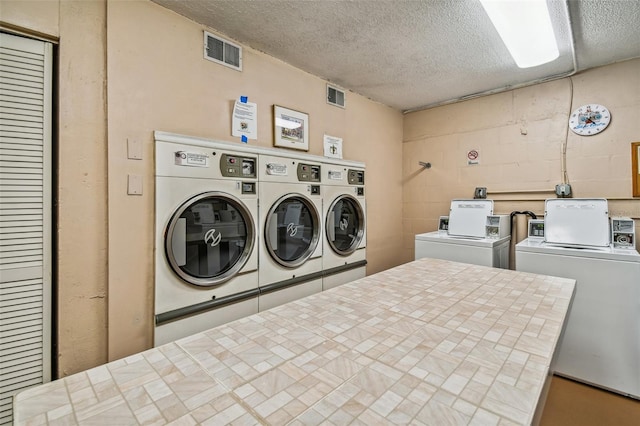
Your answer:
[204,31,242,71]
[327,84,345,108]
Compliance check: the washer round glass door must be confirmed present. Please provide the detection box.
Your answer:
[165,191,255,287]
[265,194,320,268]
[326,195,365,256]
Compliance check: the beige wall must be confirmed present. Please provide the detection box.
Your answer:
[4,0,638,376]
[1,0,60,38]
[57,0,109,376]
[2,0,403,374]
[1,0,109,376]
[105,1,403,360]
[403,59,640,263]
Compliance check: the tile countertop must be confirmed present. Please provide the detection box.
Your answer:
[14,258,575,425]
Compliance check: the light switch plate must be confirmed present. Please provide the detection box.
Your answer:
[128,174,143,195]
[127,138,142,160]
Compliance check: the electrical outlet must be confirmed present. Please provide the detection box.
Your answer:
[555,183,572,198]
[474,187,487,199]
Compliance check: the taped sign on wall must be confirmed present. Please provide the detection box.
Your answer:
[467,149,480,165]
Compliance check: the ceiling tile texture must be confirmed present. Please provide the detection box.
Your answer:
[151,0,640,111]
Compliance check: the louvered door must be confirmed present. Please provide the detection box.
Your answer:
[0,32,52,425]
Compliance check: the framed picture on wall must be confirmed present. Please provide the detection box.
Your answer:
[273,105,309,151]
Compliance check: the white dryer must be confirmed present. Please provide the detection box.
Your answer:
[154,132,260,346]
[321,160,367,291]
[516,198,640,398]
[257,153,323,310]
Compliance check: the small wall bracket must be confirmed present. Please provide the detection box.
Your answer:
[419,161,431,169]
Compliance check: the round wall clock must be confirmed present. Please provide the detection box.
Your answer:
[568,104,611,136]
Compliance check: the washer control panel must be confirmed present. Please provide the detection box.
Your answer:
[528,219,545,240]
[486,215,510,239]
[297,163,321,182]
[611,217,635,249]
[220,154,257,178]
[348,169,365,185]
[438,216,449,233]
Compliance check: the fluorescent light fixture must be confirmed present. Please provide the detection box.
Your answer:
[480,0,559,68]
[275,117,302,129]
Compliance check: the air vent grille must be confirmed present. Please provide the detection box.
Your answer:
[204,31,242,71]
[327,85,345,108]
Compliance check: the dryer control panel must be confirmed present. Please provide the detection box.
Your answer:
[297,163,321,182]
[220,154,257,178]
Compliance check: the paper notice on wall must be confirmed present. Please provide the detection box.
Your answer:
[323,134,343,159]
[232,100,257,140]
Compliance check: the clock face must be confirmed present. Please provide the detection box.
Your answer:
[569,104,611,135]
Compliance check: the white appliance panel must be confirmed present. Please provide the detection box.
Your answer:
[257,154,324,309]
[544,198,610,247]
[154,298,259,346]
[516,240,640,398]
[321,161,367,290]
[415,232,510,268]
[259,278,323,311]
[323,266,366,291]
[155,177,259,313]
[448,199,494,238]
[154,137,260,346]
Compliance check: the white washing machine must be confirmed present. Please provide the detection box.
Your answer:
[321,160,367,291]
[516,198,640,398]
[154,132,260,346]
[414,199,510,268]
[257,153,323,310]
[414,232,510,267]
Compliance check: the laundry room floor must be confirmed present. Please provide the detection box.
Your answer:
[540,376,640,425]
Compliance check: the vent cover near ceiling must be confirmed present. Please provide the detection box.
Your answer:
[204,31,242,71]
[327,84,345,108]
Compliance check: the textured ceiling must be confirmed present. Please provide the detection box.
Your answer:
[151,0,640,112]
